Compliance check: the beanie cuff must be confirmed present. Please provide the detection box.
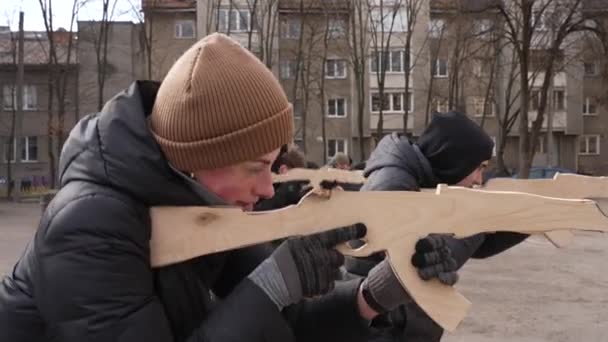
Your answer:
[152,104,294,171]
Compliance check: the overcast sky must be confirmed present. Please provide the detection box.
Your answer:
[3,0,138,31]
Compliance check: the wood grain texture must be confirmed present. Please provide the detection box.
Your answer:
[150,186,608,331]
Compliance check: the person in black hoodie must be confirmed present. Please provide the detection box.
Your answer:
[346,111,529,342]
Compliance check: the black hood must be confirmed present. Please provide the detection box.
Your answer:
[59,81,225,207]
[363,133,437,191]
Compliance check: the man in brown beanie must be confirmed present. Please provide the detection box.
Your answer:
[0,33,423,342]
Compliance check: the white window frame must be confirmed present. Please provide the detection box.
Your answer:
[432,59,448,78]
[281,17,301,39]
[174,20,195,39]
[3,85,37,111]
[584,61,599,76]
[553,89,566,111]
[3,136,37,162]
[280,60,297,79]
[428,19,445,38]
[472,97,495,117]
[579,135,600,155]
[369,7,407,33]
[433,98,448,113]
[327,98,347,118]
[370,91,413,113]
[325,59,347,79]
[583,97,597,116]
[326,138,348,159]
[217,9,252,33]
[328,18,346,39]
[370,50,406,74]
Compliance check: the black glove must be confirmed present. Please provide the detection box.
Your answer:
[248,223,367,310]
[411,233,485,286]
[255,180,312,211]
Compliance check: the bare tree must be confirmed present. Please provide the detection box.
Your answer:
[496,0,586,178]
[401,0,424,136]
[348,1,370,162]
[37,0,80,188]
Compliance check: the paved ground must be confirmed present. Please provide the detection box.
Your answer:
[1,202,607,341]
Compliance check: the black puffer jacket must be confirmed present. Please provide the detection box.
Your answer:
[0,81,370,342]
[346,133,528,342]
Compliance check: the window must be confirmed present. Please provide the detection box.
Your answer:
[370,50,406,73]
[174,20,195,39]
[530,89,540,111]
[325,59,347,79]
[327,139,347,159]
[432,59,448,77]
[433,98,448,113]
[428,19,445,38]
[327,98,347,117]
[370,7,407,32]
[371,91,412,113]
[579,135,600,155]
[472,97,495,117]
[281,17,301,39]
[218,9,251,33]
[3,85,37,111]
[535,135,545,154]
[3,136,37,162]
[280,60,297,79]
[474,19,493,38]
[583,97,597,116]
[328,18,346,38]
[293,98,303,118]
[553,89,565,111]
[584,61,598,76]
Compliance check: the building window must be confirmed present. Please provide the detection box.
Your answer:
[553,89,565,111]
[432,59,448,78]
[535,135,545,154]
[371,50,406,73]
[579,135,600,155]
[328,18,346,38]
[474,19,493,38]
[371,91,412,113]
[428,19,445,38]
[218,9,251,33]
[280,60,297,79]
[370,7,407,32]
[327,98,347,117]
[325,59,347,79]
[584,61,598,76]
[3,136,37,162]
[3,85,37,111]
[583,97,597,116]
[530,89,540,111]
[293,98,303,118]
[472,97,495,117]
[280,17,301,39]
[327,138,347,159]
[174,20,195,39]
[433,98,448,113]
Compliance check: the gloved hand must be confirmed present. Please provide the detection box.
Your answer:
[248,223,367,310]
[410,233,485,285]
[254,180,312,211]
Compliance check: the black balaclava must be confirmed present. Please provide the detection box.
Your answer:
[417,111,494,185]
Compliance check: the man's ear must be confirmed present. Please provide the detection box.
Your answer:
[278,164,289,174]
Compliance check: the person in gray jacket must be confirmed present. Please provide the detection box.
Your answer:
[346,111,529,341]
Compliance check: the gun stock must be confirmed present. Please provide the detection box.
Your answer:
[150,186,608,332]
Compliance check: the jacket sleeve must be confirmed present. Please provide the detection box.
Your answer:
[283,279,372,342]
[36,194,294,342]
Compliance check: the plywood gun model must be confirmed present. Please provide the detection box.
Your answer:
[272,168,366,189]
[150,185,608,332]
[484,173,608,247]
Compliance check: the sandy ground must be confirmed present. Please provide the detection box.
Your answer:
[1,201,607,341]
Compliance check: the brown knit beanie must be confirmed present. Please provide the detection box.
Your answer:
[150,33,294,171]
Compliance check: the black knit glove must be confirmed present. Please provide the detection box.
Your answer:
[411,233,485,285]
[254,180,312,211]
[248,224,367,310]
